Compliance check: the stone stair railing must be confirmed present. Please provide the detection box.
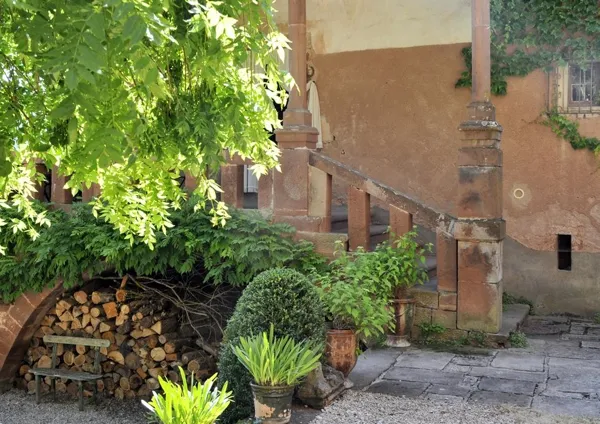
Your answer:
[220,150,462,337]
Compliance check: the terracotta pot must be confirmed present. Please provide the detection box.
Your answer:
[250,383,295,424]
[325,329,357,376]
[386,297,416,347]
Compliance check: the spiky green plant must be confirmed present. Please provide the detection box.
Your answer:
[141,367,231,424]
[232,324,322,387]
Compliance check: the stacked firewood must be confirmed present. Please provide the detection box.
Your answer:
[17,282,218,399]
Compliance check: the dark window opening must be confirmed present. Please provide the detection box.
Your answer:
[557,234,572,271]
[569,62,600,106]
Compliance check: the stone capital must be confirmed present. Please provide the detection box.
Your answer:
[276,126,319,149]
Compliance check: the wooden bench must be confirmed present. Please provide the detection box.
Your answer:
[29,335,110,411]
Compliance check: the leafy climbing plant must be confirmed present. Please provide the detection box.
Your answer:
[456,0,600,154]
[0,198,327,302]
[0,0,292,247]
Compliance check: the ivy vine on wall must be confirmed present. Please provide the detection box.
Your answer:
[456,0,600,154]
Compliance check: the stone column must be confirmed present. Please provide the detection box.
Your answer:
[274,0,324,231]
[455,0,505,333]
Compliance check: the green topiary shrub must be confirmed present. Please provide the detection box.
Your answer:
[217,268,325,424]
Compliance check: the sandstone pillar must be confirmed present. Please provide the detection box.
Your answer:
[274,0,323,231]
[456,0,505,333]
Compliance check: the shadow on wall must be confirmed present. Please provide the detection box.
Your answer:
[504,237,600,317]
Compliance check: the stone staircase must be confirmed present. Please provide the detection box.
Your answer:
[329,205,438,285]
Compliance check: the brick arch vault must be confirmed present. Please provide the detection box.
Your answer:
[0,284,63,391]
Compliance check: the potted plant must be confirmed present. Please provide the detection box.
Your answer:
[232,325,322,424]
[369,229,432,347]
[141,367,232,424]
[314,243,393,376]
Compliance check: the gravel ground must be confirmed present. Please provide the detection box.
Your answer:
[310,391,600,424]
[2,389,599,424]
[0,390,147,424]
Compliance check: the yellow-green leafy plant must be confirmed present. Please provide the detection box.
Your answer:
[141,367,231,424]
[232,324,322,387]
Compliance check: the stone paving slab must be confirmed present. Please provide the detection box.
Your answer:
[394,350,455,370]
[546,357,600,394]
[469,391,533,408]
[367,380,429,398]
[451,355,493,367]
[581,341,600,349]
[383,367,464,386]
[491,351,545,372]
[479,377,537,395]
[425,393,465,403]
[532,396,600,418]
[348,348,402,390]
[469,366,547,382]
[426,384,471,398]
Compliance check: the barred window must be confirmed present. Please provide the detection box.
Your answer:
[569,62,600,106]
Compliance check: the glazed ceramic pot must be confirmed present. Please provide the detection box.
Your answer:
[250,383,295,424]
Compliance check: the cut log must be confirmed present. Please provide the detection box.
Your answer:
[56,300,73,316]
[34,326,54,339]
[115,365,131,378]
[146,378,160,390]
[137,384,151,398]
[84,325,94,334]
[67,382,78,397]
[136,368,148,379]
[103,302,118,319]
[114,387,124,400]
[150,347,166,362]
[81,305,90,314]
[167,370,180,384]
[96,379,105,393]
[131,328,155,339]
[27,380,37,394]
[90,317,101,331]
[41,315,57,327]
[30,337,41,348]
[19,364,30,376]
[148,368,164,379]
[116,321,133,335]
[72,306,83,318]
[115,289,127,303]
[119,377,130,391]
[158,332,179,345]
[125,352,141,370]
[92,291,114,304]
[107,351,125,365]
[138,316,153,329]
[102,361,115,373]
[55,381,67,393]
[75,345,87,355]
[100,347,108,356]
[102,332,116,345]
[81,313,91,328]
[63,351,75,366]
[165,353,178,362]
[70,318,82,330]
[73,291,88,304]
[90,307,102,318]
[129,374,142,390]
[74,354,87,367]
[37,355,52,369]
[115,334,128,346]
[115,314,128,326]
[145,335,159,349]
[187,359,200,373]
[99,322,112,333]
[120,304,130,315]
[58,311,74,323]
[181,350,205,365]
[150,317,178,335]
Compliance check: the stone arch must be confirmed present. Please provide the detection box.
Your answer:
[0,284,63,390]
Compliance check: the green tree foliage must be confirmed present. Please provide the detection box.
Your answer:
[0,198,327,302]
[217,268,325,424]
[0,0,291,247]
